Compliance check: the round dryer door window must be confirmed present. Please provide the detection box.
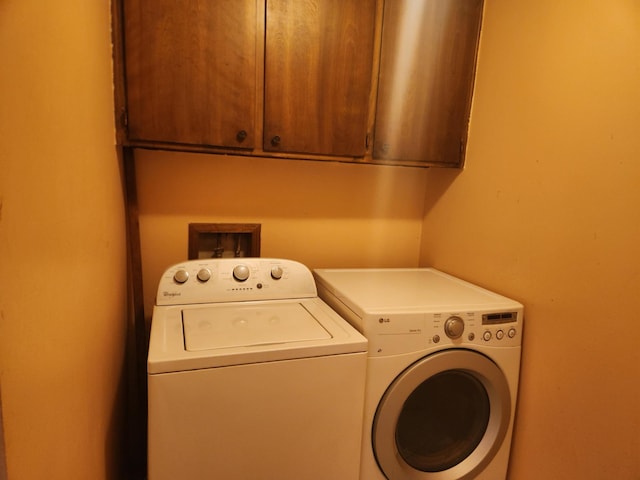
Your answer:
[372,350,511,480]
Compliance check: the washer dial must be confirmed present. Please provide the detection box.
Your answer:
[271,265,284,280]
[232,264,250,282]
[197,268,212,282]
[173,269,189,284]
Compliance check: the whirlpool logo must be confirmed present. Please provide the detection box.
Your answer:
[163,291,181,297]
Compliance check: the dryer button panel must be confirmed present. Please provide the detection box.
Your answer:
[431,311,522,348]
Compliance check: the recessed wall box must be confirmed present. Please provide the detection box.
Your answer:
[188,223,261,259]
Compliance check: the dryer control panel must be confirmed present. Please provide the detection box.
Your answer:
[363,309,523,356]
[429,311,521,348]
[156,258,317,305]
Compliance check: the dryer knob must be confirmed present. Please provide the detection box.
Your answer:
[444,316,465,339]
[233,264,250,282]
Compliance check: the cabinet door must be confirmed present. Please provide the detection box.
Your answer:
[373,0,483,166]
[124,0,257,149]
[264,0,376,157]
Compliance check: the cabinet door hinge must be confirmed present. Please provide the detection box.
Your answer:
[121,109,129,129]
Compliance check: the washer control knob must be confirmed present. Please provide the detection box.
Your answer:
[271,265,284,280]
[173,269,189,284]
[197,268,212,282]
[483,331,492,341]
[508,328,517,338]
[444,316,465,339]
[233,264,250,282]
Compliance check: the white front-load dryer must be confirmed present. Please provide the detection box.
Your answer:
[148,258,368,480]
[314,268,524,480]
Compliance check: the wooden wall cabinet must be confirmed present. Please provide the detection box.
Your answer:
[373,0,484,167]
[115,0,483,167]
[119,0,376,158]
[264,0,376,157]
[122,0,258,150]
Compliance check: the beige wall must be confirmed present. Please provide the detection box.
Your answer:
[2,0,637,478]
[420,0,640,478]
[136,150,427,316]
[0,2,127,480]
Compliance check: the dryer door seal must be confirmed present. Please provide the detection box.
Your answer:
[372,349,511,480]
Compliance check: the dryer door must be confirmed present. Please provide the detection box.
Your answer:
[373,349,511,480]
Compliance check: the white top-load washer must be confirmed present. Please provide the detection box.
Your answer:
[314,268,524,480]
[148,258,368,480]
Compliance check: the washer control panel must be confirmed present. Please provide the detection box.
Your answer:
[156,258,317,305]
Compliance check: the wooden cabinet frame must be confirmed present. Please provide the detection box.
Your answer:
[113,0,482,169]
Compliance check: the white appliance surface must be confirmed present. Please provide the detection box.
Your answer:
[314,268,523,358]
[182,302,331,351]
[149,259,367,373]
[314,267,519,315]
[148,258,368,480]
[313,267,524,480]
[149,297,364,373]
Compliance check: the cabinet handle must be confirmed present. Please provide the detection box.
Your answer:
[236,130,247,143]
[270,135,281,147]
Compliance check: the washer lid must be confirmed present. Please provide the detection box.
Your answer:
[148,298,367,373]
[183,303,331,351]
